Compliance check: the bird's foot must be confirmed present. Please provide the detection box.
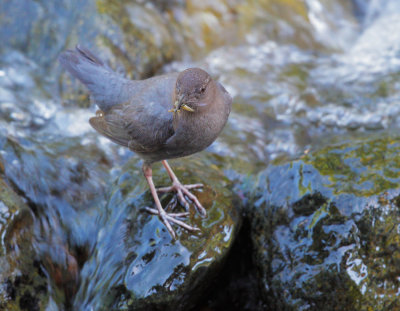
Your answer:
[144,207,200,239]
[157,182,206,216]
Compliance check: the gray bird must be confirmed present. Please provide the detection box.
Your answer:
[59,45,232,239]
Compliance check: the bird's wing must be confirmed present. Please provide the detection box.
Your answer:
[89,114,130,147]
[89,72,178,153]
[90,100,175,154]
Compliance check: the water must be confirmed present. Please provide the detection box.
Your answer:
[1,0,400,309]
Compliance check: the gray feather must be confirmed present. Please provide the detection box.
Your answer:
[59,45,136,111]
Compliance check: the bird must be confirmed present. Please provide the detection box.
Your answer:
[59,45,232,239]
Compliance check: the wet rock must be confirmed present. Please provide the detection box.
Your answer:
[74,156,241,311]
[3,0,400,309]
[56,0,178,107]
[250,133,400,310]
[0,134,113,308]
[93,0,176,78]
[0,0,178,111]
[0,134,111,211]
[0,0,176,76]
[164,0,400,165]
[163,0,358,60]
[198,218,266,311]
[0,48,249,309]
[0,178,49,311]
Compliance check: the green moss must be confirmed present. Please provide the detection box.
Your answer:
[0,179,49,311]
[0,179,26,213]
[95,0,176,79]
[303,135,400,196]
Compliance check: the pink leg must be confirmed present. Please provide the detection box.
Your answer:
[142,163,199,239]
[157,160,207,217]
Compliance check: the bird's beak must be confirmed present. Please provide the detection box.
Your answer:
[168,94,194,113]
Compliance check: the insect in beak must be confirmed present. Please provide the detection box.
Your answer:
[181,104,194,112]
[168,95,194,113]
[168,100,180,113]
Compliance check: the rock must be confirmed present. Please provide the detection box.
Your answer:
[94,0,176,79]
[73,156,241,311]
[57,0,178,107]
[250,133,400,310]
[0,78,246,310]
[0,135,112,309]
[4,0,400,309]
[0,178,49,311]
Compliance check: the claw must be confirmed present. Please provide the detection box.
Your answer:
[156,182,205,215]
[142,161,206,239]
[145,207,190,218]
[159,161,207,217]
[145,207,199,232]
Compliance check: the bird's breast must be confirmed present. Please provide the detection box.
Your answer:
[169,104,228,156]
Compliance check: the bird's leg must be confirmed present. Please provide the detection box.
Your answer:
[157,160,207,217]
[142,163,199,239]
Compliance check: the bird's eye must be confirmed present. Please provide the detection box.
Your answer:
[200,86,206,93]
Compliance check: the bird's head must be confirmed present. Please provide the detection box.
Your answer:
[170,68,213,114]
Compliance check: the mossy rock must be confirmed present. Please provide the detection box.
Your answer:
[74,155,241,310]
[0,178,49,311]
[250,134,400,310]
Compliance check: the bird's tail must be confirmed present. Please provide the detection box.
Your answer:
[59,45,132,111]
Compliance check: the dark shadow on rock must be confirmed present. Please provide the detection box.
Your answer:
[199,217,266,311]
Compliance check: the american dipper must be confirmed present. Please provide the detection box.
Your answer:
[59,46,232,239]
